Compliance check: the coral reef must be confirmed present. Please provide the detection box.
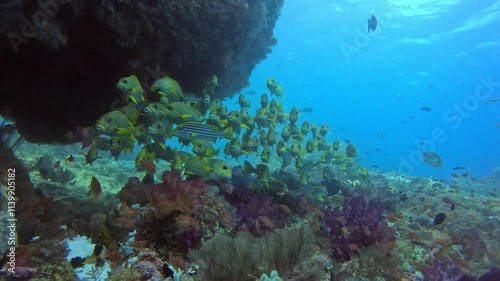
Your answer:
[223,185,289,234]
[118,170,232,255]
[189,225,322,281]
[321,195,396,261]
[0,0,284,143]
[33,154,76,184]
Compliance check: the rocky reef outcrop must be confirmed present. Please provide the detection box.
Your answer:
[0,0,283,143]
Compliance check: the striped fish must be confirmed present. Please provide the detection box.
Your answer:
[173,122,232,140]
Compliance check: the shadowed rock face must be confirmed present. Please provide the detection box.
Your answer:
[0,0,283,143]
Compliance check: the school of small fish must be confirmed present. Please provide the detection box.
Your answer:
[74,74,362,198]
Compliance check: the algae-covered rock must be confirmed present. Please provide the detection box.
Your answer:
[0,0,284,143]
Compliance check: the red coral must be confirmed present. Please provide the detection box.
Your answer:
[117,170,208,213]
[119,171,210,254]
[150,171,208,219]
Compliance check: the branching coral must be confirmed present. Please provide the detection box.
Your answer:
[321,195,396,261]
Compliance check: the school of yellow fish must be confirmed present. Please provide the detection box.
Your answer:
[78,75,364,201]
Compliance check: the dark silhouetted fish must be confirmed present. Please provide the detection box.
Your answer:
[433,213,446,225]
[299,107,314,113]
[422,151,443,167]
[244,89,256,96]
[420,106,432,111]
[367,15,377,33]
[485,96,500,105]
[452,166,467,170]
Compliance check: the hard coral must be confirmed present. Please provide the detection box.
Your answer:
[321,195,395,261]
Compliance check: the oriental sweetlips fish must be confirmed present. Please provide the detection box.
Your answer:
[368,15,377,33]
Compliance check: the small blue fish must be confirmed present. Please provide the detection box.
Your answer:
[367,15,377,33]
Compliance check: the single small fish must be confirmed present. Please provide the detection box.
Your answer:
[143,102,169,122]
[367,14,377,33]
[450,204,455,211]
[65,155,74,162]
[485,96,500,105]
[203,75,221,94]
[421,106,432,111]
[244,89,256,96]
[164,102,202,123]
[192,139,220,158]
[299,107,314,113]
[53,161,61,169]
[266,78,284,99]
[452,166,467,170]
[184,158,232,181]
[288,106,300,123]
[260,145,271,163]
[140,160,157,176]
[260,93,269,108]
[422,151,442,167]
[433,213,446,225]
[173,122,232,140]
[332,139,340,151]
[235,94,251,109]
[116,75,145,104]
[307,186,328,201]
[243,160,269,181]
[345,142,358,158]
[95,111,134,137]
[152,76,184,102]
[88,176,102,199]
[181,92,201,103]
[81,143,102,166]
[76,126,100,149]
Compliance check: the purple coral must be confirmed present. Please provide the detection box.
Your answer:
[479,267,500,281]
[181,227,204,249]
[321,195,395,260]
[224,186,287,233]
[458,267,500,281]
[421,257,465,281]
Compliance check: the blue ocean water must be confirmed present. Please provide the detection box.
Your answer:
[242,0,500,180]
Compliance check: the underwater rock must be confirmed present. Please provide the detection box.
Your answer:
[0,0,284,143]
